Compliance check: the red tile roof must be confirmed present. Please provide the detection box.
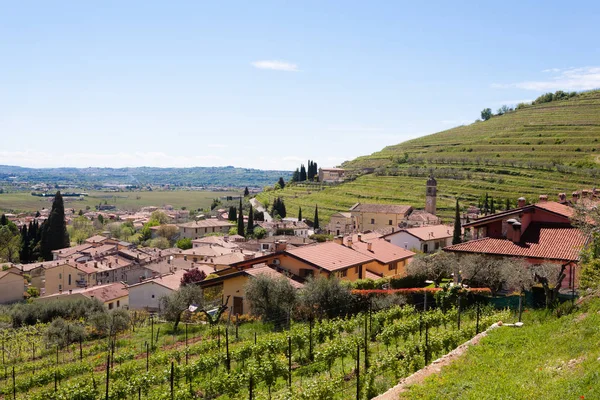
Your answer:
[344,237,415,264]
[387,225,455,241]
[350,203,412,215]
[534,201,575,218]
[244,265,304,289]
[286,242,374,271]
[444,223,588,261]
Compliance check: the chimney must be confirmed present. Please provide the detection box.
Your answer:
[275,240,288,252]
[512,221,522,243]
[357,233,362,242]
[69,289,72,294]
[184,255,187,261]
[558,193,566,203]
[333,236,343,245]
[347,237,353,248]
[367,242,373,252]
[572,191,580,203]
[506,219,517,241]
[538,195,548,203]
[517,197,526,208]
[243,253,254,261]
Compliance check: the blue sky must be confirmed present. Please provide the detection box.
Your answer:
[1,1,599,170]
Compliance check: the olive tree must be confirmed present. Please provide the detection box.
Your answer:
[245,273,297,329]
[406,251,458,287]
[531,262,567,308]
[159,285,204,331]
[298,276,355,319]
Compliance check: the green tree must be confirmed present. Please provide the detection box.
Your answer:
[277,177,286,189]
[20,224,30,263]
[292,169,300,182]
[176,237,193,250]
[483,193,489,215]
[253,227,267,239]
[300,276,354,319]
[490,197,496,214]
[45,318,86,348]
[40,191,70,260]
[0,214,7,225]
[452,199,462,245]
[244,186,250,196]
[505,198,511,210]
[150,210,170,224]
[0,225,21,263]
[159,285,204,331]
[481,108,492,121]
[298,206,302,222]
[406,251,457,288]
[313,204,319,230]
[237,199,245,237]
[247,204,254,235]
[299,164,307,181]
[228,206,237,222]
[245,273,297,329]
[90,309,130,338]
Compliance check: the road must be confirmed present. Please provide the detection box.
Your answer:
[250,197,273,222]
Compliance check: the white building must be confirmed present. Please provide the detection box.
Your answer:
[383,225,456,253]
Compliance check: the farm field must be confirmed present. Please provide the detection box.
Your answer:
[0,303,509,400]
[260,90,600,224]
[401,298,600,400]
[0,190,241,214]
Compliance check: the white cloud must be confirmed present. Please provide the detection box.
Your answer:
[492,67,600,91]
[206,144,227,148]
[542,68,561,73]
[251,60,299,72]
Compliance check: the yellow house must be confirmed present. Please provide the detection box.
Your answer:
[350,203,413,232]
[35,282,129,310]
[326,212,353,236]
[230,241,379,281]
[178,220,234,239]
[199,265,303,315]
[340,235,414,278]
[0,270,25,304]
[43,261,98,296]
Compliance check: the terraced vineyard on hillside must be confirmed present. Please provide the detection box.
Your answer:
[258,91,600,223]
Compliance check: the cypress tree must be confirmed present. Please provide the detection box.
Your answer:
[40,191,70,261]
[228,206,237,222]
[278,177,286,189]
[20,225,30,263]
[483,193,489,215]
[247,205,254,236]
[490,198,496,214]
[300,165,307,181]
[292,169,300,182]
[0,214,6,225]
[313,205,319,230]
[279,197,287,218]
[298,207,302,222]
[505,198,511,210]
[307,160,314,180]
[244,187,249,197]
[237,199,245,237]
[452,199,462,245]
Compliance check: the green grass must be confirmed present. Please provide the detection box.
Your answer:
[401,300,600,400]
[0,190,240,213]
[258,91,600,224]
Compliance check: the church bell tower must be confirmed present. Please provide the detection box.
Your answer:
[425,175,437,215]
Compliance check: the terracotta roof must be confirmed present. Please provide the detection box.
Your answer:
[81,282,128,303]
[444,223,588,261]
[350,203,412,215]
[244,265,304,289]
[534,201,575,218]
[0,270,22,280]
[387,225,454,241]
[286,242,374,272]
[52,243,94,257]
[181,247,233,257]
[192,236,238,248]
[135,270,187,291]
[82,244,117,257]
[85,235,109,244]
[365,270,383,280]
[345,237,415,264]
[464,201,574,228]
[406,210,440,223]
[178,220,234,228]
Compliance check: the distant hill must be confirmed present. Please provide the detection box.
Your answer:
[257,90,600,223]
[0,165,292,188]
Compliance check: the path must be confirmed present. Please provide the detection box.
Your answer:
[250,197,273,222]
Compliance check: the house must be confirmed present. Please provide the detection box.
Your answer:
[51,243,94,260]
[35,282,129,310]
[230,241,379,281]
[443,197,589,290]
[340,235,415,278]
[128,270,187,311]
[177,219,234,239]
[257,220,310,238]
[326,212,353,236]
[42,261,98,296]
[199,265,304,315]
[318,168,346,183]
[350,203,413,232]
[0,270,26,304]
[384,224,456,253]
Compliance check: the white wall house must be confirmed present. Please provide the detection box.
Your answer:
[127,270,185,311]
[384,225,455,253]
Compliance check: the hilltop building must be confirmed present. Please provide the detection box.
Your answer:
[318,168,346,183]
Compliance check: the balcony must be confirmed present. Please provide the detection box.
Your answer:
[76,280,87,288]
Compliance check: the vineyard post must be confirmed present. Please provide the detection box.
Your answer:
[235,315,239,340]
[218,325,221,349]
[254,331,257,345]
[249,374,254,400]
[105,353,110,400]
[32,341,35,361]
[457,296,461,330]
[133,311,136,333]
[151,315,154,350]
[287,336,292,388]
[369,298,373,335]
[138,387,141,400]
[518,292,523,322]
[185,322,188,348]
[356,343,360,400]
[476,303,481,334]
[54,370,57,391]
[225,327,231,371]
[309,318,314,361]
[170,361,174,400]
[419,313,422,338]
[424,290,427,312]
[12,366,15,400]
[79,338,83,361]
[424,322,429,365]
[146,342,149,372]
[111,339,115,369]
[364,312,369,371]
[156,327,160,345]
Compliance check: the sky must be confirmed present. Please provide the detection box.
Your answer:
[1,1,600,171]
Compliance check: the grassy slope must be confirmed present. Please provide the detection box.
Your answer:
[257,91,600,223]
[401,300,600,400]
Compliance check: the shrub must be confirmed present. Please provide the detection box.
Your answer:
[10,298,105,327]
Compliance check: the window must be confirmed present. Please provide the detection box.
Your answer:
[151,294,155,298]
[117,300,120,308]
[108,302,114,310]
[58,284,62,291]
[59,273,62,279]
[389,220,393,225]
[434,241,440,250]
[423,244,429,253]
[370,218,375,224]
[354,266,359,274]
[388,262,397,271]
[68,274,71,285]
[339,269,347,277]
